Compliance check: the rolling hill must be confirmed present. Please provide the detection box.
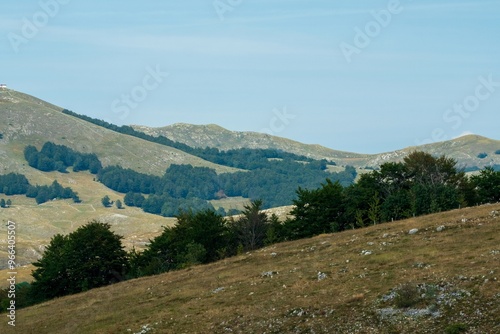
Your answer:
[133,123,500,170]
[2,204,498,333]
[0,88,239,278]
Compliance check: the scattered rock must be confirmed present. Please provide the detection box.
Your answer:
[436,225,445,232]
[409,228,419,235]
[261,271,278,278]
[270,252,277,257]
[317,272,327,281]
[212,287,225,294]
[490,210,499,217]
[361,250,373,256]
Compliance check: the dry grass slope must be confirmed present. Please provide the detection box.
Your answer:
[2,204,499,333]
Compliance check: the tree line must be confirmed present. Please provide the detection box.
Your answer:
[23,142,352,215]
[0,173,80,204]
[98,162,356,215]
[24,142,102,173]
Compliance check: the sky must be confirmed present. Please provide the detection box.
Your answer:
[1,0,499,154]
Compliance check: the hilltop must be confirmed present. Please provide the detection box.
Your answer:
[133,123,500,170]
[2,204,499,333]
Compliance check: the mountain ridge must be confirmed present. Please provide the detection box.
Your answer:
[132,123,500,169]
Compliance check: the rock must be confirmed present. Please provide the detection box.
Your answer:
[261,271,278,278]
[212,287,225,294]
[361,250,373,256]
[317,272,327,281]
[409,228,419,235]
[436,225,445,232]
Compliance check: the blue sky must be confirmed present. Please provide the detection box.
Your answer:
[1,0,499,153]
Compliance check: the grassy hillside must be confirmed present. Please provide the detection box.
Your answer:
[1,89,242,280]
[0,89,238,176]
[3,204,499,333]
[0,169,175,285]
[133,123,500,170]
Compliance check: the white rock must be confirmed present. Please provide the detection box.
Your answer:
[409,228,419,235]
[436,225,445,232]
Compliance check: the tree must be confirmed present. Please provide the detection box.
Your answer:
[30,221,128,301]
[6,199,11,207]
[231,200,269,251]
[101,195,112,207]
[286,179,346,240]
[0,199,5,208]
[129,209,229,277]
[115,199,123,209]
[471,167,500,204]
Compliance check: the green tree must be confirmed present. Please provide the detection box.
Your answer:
[231,200,269,251]
[471,167,500,203]
[30,221,128,302]
[130,209,228,277]
[286,179,345,240]
[6,199,11,207]
[115,199,123,209]
[0,199,5,208]
[101,195,112,207]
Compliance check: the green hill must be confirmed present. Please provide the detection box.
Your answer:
[2,204,498,333]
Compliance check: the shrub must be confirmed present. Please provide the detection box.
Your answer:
[495,149,500,155]
[445,323,468,334]
[394,283,420,308]
[477,152,488,159]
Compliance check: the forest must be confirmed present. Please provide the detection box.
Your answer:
[23,141,356,215]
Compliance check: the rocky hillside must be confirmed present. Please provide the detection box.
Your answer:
[3,204,499,333]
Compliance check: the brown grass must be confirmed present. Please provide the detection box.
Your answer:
[1,204,499,333]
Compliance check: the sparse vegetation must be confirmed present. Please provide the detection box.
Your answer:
[496,149,500,155]
[477,152,488,159]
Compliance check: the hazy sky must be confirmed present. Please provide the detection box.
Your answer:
[2,0,499,153]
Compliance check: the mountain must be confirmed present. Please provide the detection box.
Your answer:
[0,89,238,177]
[1,89,499,280]
[0,89,239,273]
[133,123,500,170]
[3,204,499,333]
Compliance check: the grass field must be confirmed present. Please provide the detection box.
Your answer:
[1,204,498,333]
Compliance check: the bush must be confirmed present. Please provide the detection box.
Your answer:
[445,323,468,334]
[394,283,420,308]
[477,152,488,159]
[495,149,500,155]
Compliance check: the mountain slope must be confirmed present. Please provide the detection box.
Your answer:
[0,89,239,273]
[3,204,499,333]
[133,123,371,163]
[0,89,238,177]
[133,123,500,169]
